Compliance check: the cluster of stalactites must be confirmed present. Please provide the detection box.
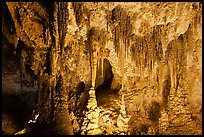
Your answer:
[105,3,201,90]
[88,3,201,90]
[130,25,165,74]
[107,5,132,89]
[88,27,107,88]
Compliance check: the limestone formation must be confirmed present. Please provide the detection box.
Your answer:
[81,88,102,135]
[116,94,131,134]
[2,2,202,135]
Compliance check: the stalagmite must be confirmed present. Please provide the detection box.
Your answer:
[117,94,131,134]
[82,80,102,134]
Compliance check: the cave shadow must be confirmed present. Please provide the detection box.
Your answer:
[2,93,29,132]
[95,58,120,106]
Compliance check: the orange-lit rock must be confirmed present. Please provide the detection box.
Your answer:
[2,2,202,135]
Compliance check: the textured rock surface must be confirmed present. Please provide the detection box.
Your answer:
[2,2,202,135]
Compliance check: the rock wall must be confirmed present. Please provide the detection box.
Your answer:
[3,2,202,135]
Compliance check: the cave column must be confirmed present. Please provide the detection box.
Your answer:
[81,42,102,135]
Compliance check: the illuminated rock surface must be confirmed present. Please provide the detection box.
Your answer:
[2,2,202,135]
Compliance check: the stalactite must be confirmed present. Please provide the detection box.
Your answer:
[114,28,118,56]
[90,46,96,88]
[132,39,135,67]
[168,42,174,95]
[181,34,187,76]
[140,38,142,73]
[143,36,146,68]
[172,39,176,92]
[192,13,195,37]
[194,13,198,35]
[137,38,139,69]
[125,16,128,59]
[143,37,146,71]
[147,36,150,71]
[101,43,105,78]
[178,36,181,80]
[106,17,108,32]
[140,37,143,73]
[141,41,143,73]
[58,2,61,49]
[127,29,131,57]
[142,37,145,71]
[151,26,154,72]
[125,41,128,59]
[175,39,178,94]
[88,27,107,89]
[58,2,69,55]
[97,56,99,73]
[72,2,83,27]
[121,39,125,89]
[145,36,150,70]
[137,40,140,72]
[147,35,151,84]
[174,2,178,17]
[156,27,159,61]
[125,34,127,60]
[119,38,122,88]
[135,40,138,68]
[119,27,122,58]
[110,6,133,86]
[51,2,60,77]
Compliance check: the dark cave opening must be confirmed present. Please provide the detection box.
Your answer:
[97,76,113,90]
[96,58,114,92]
[95,59,120,106]
[76,82,86,95]
[2,2,16,36]
[2,33,38,135]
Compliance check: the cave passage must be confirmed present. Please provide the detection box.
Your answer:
[96,59,113,90]
[95,59,119,106]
